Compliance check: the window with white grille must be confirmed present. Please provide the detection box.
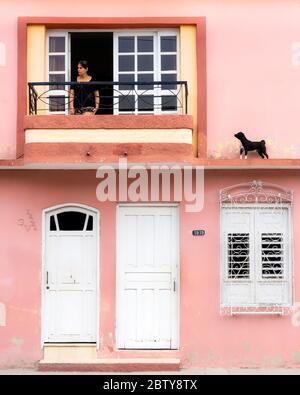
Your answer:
[221,206,292,308]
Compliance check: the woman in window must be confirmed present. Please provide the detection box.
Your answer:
[69,60,100,115]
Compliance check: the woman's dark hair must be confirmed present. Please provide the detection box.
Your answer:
[78,60,89,69]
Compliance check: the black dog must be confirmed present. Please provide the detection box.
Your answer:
[234,132,269,159]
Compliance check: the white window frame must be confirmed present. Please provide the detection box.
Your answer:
[220,204,293,311]
[46,31,70,114]
[113,29,180,115]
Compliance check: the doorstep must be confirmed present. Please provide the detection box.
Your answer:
[38,358,181,372]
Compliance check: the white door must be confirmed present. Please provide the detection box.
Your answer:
[116,205,179,349]
[43,205,98,343]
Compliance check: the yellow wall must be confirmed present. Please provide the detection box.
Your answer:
[25,128,193,144]
[27,25,46,114]
[180,25,198,156]
[27,25,46,82]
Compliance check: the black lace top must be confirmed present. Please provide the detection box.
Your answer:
[70,77,98,109]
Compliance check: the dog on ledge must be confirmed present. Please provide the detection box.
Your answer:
[234,132,269,159]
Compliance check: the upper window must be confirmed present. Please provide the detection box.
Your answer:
[49,211,94,231]
[221,206,292,310]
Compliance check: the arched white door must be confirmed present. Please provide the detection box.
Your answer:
[43,205,98,343]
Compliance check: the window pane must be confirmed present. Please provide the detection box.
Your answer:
[57,211,86,231]
[119,36,135,53]
[227,233,250,280]
[49,74,65,90]
[49,55,65,72]
[161,36,177,52]
[119,55,135,72]
[50,215,57,231]
[49,36,65,53]
[161,95,178,112]
[161,55,177,71]
[49,96,65,112]
[86,216,93,231]
[138,36,153,52]
[118,74,135,91]
[161,73,177,90]
[261,233,284,279]
[138,95,154,111]
[138,55,153,71]
[119,95,135,112]
[137,73,154,90]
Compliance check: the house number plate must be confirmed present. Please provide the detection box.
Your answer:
[192,230,205,236]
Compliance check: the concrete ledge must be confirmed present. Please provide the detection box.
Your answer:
[24,115,194,130]
[38,358,181,372]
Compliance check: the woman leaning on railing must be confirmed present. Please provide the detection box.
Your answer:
[69,60,100,115]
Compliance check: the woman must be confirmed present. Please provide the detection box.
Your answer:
[69,60,100,115]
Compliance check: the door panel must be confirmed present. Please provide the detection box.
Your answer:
[117,205,179,349]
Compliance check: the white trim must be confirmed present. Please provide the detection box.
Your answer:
[115,203,180,350]
[41,203,100,347]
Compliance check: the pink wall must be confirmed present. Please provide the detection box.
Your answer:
[1,169,300,368]
[1,0,300,159]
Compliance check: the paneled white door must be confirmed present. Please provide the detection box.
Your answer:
[116,205,179,349]
[43,205,98,343]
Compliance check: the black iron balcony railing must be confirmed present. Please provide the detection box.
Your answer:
[28,81,188,115]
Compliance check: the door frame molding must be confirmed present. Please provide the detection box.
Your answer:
[115,203,180,350]
[41,203,100,348]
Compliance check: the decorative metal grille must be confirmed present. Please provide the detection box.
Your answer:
[227,233,250,279]
[261,233,283,279]
[220,180,292,205]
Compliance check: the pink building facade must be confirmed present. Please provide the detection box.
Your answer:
[1,0,300,370]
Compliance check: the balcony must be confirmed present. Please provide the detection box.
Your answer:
[24,80,194,166]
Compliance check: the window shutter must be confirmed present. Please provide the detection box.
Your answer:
[221,208,255,307]
[255,208,292,306]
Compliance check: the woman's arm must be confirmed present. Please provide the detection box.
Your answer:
[94,90,100,114]
[69,88,75,114]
